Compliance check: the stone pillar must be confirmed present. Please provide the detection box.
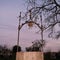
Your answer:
[16,52,44,60]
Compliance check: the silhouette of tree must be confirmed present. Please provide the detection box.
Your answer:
[26,40,45,51]
[12,45,21,53]
[25,0,60,39]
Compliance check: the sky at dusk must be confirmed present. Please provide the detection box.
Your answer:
[0,0,60,52]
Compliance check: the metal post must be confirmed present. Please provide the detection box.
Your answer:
[17,12,21,52]
[40,12,43,52]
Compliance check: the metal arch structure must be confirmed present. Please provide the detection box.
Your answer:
[17,11,45,52]
[17,6,48,52]
[17,5,50,52]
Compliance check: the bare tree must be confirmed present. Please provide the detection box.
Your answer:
[24,0,60,39]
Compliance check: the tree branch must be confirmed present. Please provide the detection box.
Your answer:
[54,0,60,7]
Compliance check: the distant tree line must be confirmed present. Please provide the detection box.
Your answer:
[0,45,21,60]
[44,51,60,60]
[0,45,60,60]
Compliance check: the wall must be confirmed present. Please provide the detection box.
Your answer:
[16,52,44,60]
